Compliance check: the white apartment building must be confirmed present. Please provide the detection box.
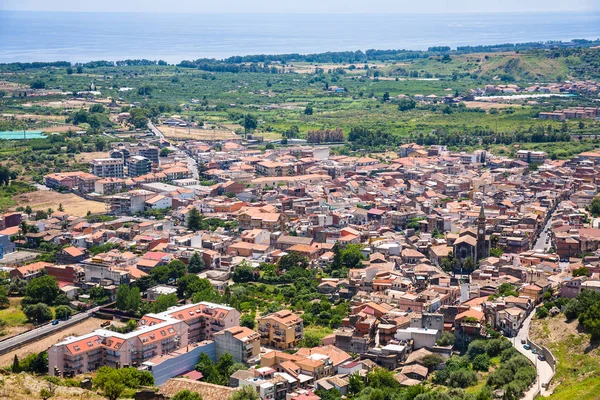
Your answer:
[90,158,124,178]
[49,302,240,377]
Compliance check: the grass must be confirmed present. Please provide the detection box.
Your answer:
[531,317,600,400]
[0,298,27,327]
[303,325,334,341]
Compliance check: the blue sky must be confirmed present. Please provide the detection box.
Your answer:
[1,0,598,13]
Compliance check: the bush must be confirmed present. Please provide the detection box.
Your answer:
[472,354,490,372]
[437,331,455,346]
[447,369,478,388]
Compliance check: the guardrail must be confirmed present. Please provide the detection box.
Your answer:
[0,313,93,356]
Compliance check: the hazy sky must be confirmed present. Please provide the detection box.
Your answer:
[1,0,598,13]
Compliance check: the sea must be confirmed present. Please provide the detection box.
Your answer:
[0,11,599,63]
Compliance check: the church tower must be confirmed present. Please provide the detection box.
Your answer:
[477,203,487,261]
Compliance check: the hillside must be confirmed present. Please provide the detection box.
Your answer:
[530,316,600,400]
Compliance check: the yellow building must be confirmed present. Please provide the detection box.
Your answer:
[258,310,304,350]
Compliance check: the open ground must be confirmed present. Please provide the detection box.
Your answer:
[10,190,106,216]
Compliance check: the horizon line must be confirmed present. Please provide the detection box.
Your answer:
[1,9,598,15]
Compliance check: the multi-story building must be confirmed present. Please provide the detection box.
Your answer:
[43,172,99,193]
[255,161,295,177]
[90,158,124,178]
[239,206,287,232]
[516,150,548,164]
[128,156,152,178]
[258,310,304,350]
[48,302,239,378]
[214,326,261,363]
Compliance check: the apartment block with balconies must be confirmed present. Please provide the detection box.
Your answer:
[258,310,304,350]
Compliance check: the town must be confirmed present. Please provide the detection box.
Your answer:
[1,126,600,400]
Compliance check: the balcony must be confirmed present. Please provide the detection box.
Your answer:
[64,356,83,363]
[64,362,83,370]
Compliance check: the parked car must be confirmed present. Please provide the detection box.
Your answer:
[523,344,531,350]
[52,320,59,325]
[532,348,537,354]
[539,354,546,361]
[521,338,527,344]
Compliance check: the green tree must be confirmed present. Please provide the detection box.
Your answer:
[23,303,53,323]
[348,373,364,395]
[115,285,141,314]
[12,355,19,373]
[421,354,443,371]
[103,380,125,400]
[129,108,149,129]
[590,197,600,217]
[172,390,203,400]
[232,263,255,283]
[188,252,205,273]
[278,252,309,271]
[30,80,46,89]
[240,313,256,329]
[89,104,106,113]
[304,105,314,115]
[54,305,72,320]
[228,386,259,400]
[24,275,59,305]
[437,331,455,346]
[472,354,490,372]
[398,98,416,111]
[573,267,591,277]
[187,208,203,231]
[153,293,179,313]
[243,114,258,137]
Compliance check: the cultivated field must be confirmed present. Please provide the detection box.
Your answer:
[462,101,522,110]
[159,124,239,141]
[11,190,106,216]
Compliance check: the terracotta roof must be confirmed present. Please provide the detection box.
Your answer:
[158,378,236,400]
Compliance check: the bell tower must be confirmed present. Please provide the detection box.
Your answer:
[477,203,486,260]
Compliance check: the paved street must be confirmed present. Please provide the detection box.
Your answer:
[148,122,199,179]
[513,313,554,399]
[533,215,554,252]
[0,307,98,355]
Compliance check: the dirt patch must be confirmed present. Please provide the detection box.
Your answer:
[159,125,239,141]
[73,152,111,163]
[0,317,106,368]
[531,316,580,345]
[462,101,522,110]
[11,191,106,217]
[0,373,103,400]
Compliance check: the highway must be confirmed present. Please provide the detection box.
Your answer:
[0,307,99,355]
[513,313,555,399]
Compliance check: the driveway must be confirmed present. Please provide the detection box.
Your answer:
[512,313,555,398]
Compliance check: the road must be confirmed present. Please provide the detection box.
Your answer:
[533,215,554,252]
[148,121,199,180]
[0,307,99,355]
[513,313,555,399]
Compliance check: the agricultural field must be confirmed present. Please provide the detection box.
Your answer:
[159,124,239,141]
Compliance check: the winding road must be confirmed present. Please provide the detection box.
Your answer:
[513,313,554,399]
